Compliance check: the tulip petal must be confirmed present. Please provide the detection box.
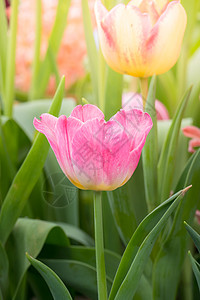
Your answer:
[182,126,200,139]
[71,118,131,190]
[70,104,104,122]
[188,139,200,153]
[55,115,84,187]
[33,113,58,151]
[112,109,153,151]
[145,1,187,76]
[95,0,152,76]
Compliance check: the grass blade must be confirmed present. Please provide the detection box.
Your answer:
[0,77,65,245]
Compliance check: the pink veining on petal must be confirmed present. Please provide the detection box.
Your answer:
[33,104,152,191]
[70,104,104,122]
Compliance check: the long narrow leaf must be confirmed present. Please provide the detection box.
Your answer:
[188,251,200,292]
[26,253,72,300]
[142,75,158,210]
[153,149,200,300]
[29,0,42,100]
[158,87,192,202]
[108,187,188,300]
[0,77,65,245]
[0,0,8,102]
[4,0,19,117]
[185,222,200,253]
[112,187,189,300]
[32,0,71,99]
[82,0,99,104]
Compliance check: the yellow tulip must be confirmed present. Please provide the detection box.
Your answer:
[95,0,187,77]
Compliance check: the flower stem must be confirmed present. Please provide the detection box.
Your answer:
[140,77,148,110]
[93,191,107,300]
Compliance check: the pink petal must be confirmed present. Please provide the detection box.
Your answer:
[122,92,169,120]
[196,210,200,224]
[155,100,169,120]
[182,126,200,139]
[71,118,132,190]
[145,1,187,76]
[112,108,153,151]
[70,104,104,122]
[33,113,58,151]
[188,139,200,153]
[122,92,144,111]
[55,115,83,186]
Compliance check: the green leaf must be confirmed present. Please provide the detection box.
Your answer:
[42,245,120,281]
[29,0,42,100]
[0,117,31,202]
[0,0,7,102]
[43,259,102,299]
[0,241,8,293]
[104,67,123,120]
[185,222,200,254]
[108,188,187,300]
[4,0,19,117]
[0,77,65,245]
[153,149,200,300]
[107,184,138,245]
[142,75,158,211]
[32,0,71,99]
[26,253,73,300]
[82,0,98,104]
[6,217,93,299]
[13,98,76,140]
[188,251,200,292]
[158,87,192,202]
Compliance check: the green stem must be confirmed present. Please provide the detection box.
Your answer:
[140,77,148,110]
[4,0,19,117]
[93,191,107,300]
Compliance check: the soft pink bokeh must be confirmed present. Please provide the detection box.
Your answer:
[34,104,152,191]
[182,125,200,153]
[196,210,200,224]
[14,0,95,95]
[122,92,169,120]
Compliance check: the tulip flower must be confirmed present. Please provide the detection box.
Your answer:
[182,125,200,153]
[33,104,152,191]
[95,0,187,77]
[122,92,169,120]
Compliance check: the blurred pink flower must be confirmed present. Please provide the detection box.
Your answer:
[196,210,200,224]
[122,92,169,120]
[33,104,152,191]
[15,0,95,94]
[182,125,200,153]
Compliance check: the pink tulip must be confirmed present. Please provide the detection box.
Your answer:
[182,125,200,153]
[95,0,187,77]
[33,104,152,191]
[122,92,169,120]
